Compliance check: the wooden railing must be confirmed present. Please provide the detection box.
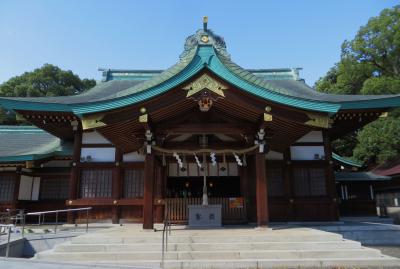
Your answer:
[165,197,247,224]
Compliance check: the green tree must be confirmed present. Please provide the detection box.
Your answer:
[315,5,400,165]
[353,114,400,164]
[0,64,96,124]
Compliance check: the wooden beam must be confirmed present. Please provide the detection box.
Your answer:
[323,130,339,221]
[154,165,164,223]
[255,152,269,226]
[112,148,123,224]
[156,123,255,135]
[67,129,82,223]
[283,148,294,221]
[143,154,155,229]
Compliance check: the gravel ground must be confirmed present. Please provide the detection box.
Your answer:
[368,245,400,258]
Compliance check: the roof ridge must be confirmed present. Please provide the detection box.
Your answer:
[0,125,42,130]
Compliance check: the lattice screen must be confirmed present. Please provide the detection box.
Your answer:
[80,169,112,198]
[293,167,326,197]
[123,169,144,198]
[0,174,15,202]
[40,177,69,200]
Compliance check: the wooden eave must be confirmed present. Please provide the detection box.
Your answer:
[16,110,79,140]
[90,70,322,154]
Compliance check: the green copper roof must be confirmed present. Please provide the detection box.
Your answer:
[332,152,363,168]
[1,28,400,115]
[99,68,301,82]
[335,171,391,182]
[0,125,72,162]
[98,69,163,82]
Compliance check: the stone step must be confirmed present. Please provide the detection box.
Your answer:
[89,257,400,269]
[70,234,344,244]
[54,240,361,252]
[35,248,384,261]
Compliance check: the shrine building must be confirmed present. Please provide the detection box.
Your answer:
[1,20,400,229]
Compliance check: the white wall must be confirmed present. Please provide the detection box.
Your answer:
[0,167,16,172]
[228,163,239,176]
[266,150,284,160]
[82,131,111,144]
[290,146,325,160]
[296,131,323,143]
[18,175,40,201]
[81,148,116,162]
[122,152,145,162]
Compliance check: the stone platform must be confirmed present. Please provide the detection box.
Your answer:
[33,224,400,269]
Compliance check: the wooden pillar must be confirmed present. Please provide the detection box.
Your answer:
[255,152,268,226]
[323,130,339,220]
[239,165,250,221]
[67,129,82,223]
[154,164,164,223]
[143,153,155,229]
[112,149,123,224]
[240,166,248,198]
[283,148,294,221]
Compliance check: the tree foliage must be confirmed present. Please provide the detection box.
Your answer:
[315,6,400,165]
[0,64,96,124]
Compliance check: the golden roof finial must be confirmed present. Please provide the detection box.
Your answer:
[203,16,208,31]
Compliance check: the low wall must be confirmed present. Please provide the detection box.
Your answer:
[0,237,25,258]
[0,232,80,258]
[386,207,400,224]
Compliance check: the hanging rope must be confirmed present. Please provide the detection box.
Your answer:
[151,145,258,155]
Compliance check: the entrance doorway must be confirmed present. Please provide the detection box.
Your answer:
[167,176,241,198]
[165,175,246,224]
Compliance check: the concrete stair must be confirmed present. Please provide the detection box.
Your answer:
[33,225,400,268]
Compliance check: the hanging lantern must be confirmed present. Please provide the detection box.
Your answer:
[180,155,187,172]
[162,154,166,167]
[220,154,227,171]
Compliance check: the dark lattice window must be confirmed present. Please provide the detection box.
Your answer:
[123,169,144,198]
[308,168,326,196]
[267,166,284,197]
[293,167,326,197]
[0,174,15,202]
[80,169,112,198]
[40,177,69,200]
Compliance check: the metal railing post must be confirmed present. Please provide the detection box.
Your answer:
[21,207,92,235]
[55,212,59,234]
[86,209,89,233]
[22,214,26,237]
[165,222,168,252]
[161,221,165,269]
[5,226,11,258]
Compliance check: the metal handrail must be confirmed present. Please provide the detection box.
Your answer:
[0,224,14,258]
[0,209,23,225]
[160,206,171,269]
[23,207,92,235]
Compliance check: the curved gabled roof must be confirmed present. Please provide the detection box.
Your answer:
[1,28,400,115]
[332,152,363,168]
[0,126,72,162]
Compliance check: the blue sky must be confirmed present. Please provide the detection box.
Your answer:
[0,0,398,86]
